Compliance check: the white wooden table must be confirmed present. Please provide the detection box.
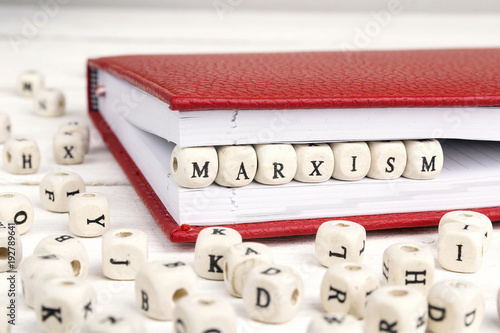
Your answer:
[1,5,500,332]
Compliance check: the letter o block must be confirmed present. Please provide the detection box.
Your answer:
[102,228,148,280]
[382,242,434,293]
[2,138,41,175]
[0,192,34,235]
[438,222,483,273]
[320,263,379,319]
[439,211,493,252]
[69,192,110,237]
[330,141,371,181]
[174,295,237,333]
[427,280,484,333]
[39,172,86,213]
[242,264,304,324]
[365,286,427,333]
[170,145,218,188]
[135,261,197,321]
[293,143,334,183]
[367,140,407,180]
[307,313,364,333]
[315,220,366,267]
[254,144,297,185]
[402,139,443,179]
[215,145,257,187]
[194,227,242,280]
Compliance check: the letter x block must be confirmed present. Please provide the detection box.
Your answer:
[293,143,334,183]
[170,145,218,188]
[53,131,85,165]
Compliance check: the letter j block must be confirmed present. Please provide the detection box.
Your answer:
[170,145,218,188]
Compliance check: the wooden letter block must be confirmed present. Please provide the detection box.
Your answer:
[427,280,484,333]
[34,89,65,117]
[367,140,407,180]
[102,228,148,280]
[438,222,483,273]
[194,226,242,281]
[39,172,86,213]
[34,277,96,333]
[17,71,44,97]
[254,144,297,185]
[19,254,74,308]
[439,210,493,252]
[224,242,274,298]
[0,192,34,235]
[0,113,11,144]
[330,141,371,181]
[215,145,257,187]
[58,121,90,153]
[135,261,197,321]
[69,192,110,237]
[382,242,434,293]
[174,295,237,333]
[293,143,334,183]
[2,138,41,174]
[315,220,366,267]
[84,311,146,333]
[53,132,86,165]
[320,263,379,319]
[403,139,443,179]
[307,313,364,333]
[33,234,89,279]
[365,286,427,333]
[243,264,303,324]
[170,145,218,188]
[0,222,22,272]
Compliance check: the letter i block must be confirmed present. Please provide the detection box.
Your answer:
[315,220,366,267]
[320,263,379,319]
[69,193,110,237]
[307,314,364,333]
[402,139,443,180]
[243,264,304,324]
[254,144,297,185]
[382,242,434,293]
[438,222,483,273]
[102,228,148,280]
[39,172,86,213]
[439,211,493,252]
[367,140,407,180]
[135,261,197,321]
[365,286,427,333]
[170,145,218,188]
[215,145,257,187]
[427,280,484,333]
[194,227,242,280]
[293,143,334,183]
[330,141,371,181]
[2,138,41,174]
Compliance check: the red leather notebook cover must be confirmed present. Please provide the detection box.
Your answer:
[87,48,500,242]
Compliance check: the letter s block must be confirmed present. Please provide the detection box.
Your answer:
[170,145,218,188]
[2,138,41,174]
[367,140,407,180]
[242,264,303,324]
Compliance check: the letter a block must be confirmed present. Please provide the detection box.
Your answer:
[438,222,483,273]
[367,140,407,180]
[427,280,484,333]
[293,143,334,183]
[254,144,297,185]
[194,227,242,280]
[2,138,41,174]
[170,145,218,188]
[365,286,427,333]
[402,139,443,179]
[215,145,257,187]
[243,264,304,324]
[315,220,366,267]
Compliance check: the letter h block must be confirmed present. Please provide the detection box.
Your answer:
[2,138,41,175]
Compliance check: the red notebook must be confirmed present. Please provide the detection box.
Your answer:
[87,48,500,242]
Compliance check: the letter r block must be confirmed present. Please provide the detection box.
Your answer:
[170,145,218,188]
[254,144,297,185]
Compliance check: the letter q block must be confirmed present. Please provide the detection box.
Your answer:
[69,193,110,237]
[170,145,218,188]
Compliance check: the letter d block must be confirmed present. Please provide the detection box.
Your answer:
[438,222,483,273]
[427,280,484,333]
[243,265,304,324]
[135,261,197,321]
[254,144,297,185]
[365,286,427,333]
[403,139,443,179]
[194,227,242,280]
[39,172,86,213]
[69,193,110,237]
[170,145,218,188]
[382,242,434,293]
[315,220,366,267]
[2,138,41,174]
[102,228,148,280]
